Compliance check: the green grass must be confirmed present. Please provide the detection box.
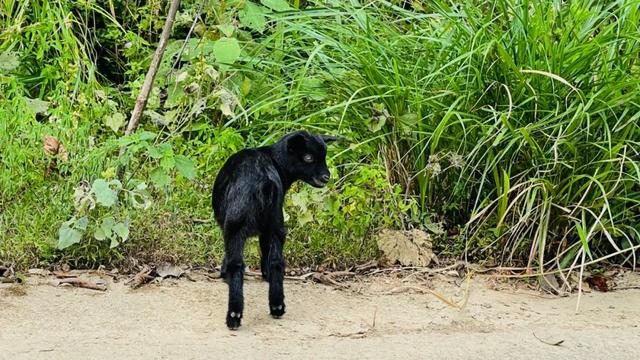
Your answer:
[228,0,640,272]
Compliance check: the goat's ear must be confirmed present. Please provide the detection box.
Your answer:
[320,135,343,144]
[286,133,307,153]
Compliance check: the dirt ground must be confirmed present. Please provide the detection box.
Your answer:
[1,271,639,360]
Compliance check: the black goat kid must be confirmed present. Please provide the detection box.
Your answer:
[212,131,339,330]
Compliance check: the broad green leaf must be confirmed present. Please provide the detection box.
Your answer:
[94,227,107,241]
[100,217,116,238]
[150,167,171,188]
[101,167,117,179]
[300,78,326,100]
[147,144,163,159]
[106,112,125,132]
[399,113,418,124]
[240,77,252,96]
[368,115,385,132]
[160,154,175,170]
[239,2,267,32]
[109,179,123,190]
[26,98,49,115]
[297,211,313,226]
[290,191,308,211]
[145,109,169,127]
[138,131,157,141]
[129,191,151,209]
[57,220,83,250]
[0,51,19,72]
[261,0,291,11]
[92,179,117,207]
[175,155,197,179]
[166,82,186,108]
[175,70,189,82]
[157,143,173,154]
[424,221,445,235]
[218,23,235,37]
[110,237,119,249]
[212,37,241,65]
[75,216,89,231]
[113,222,130,242]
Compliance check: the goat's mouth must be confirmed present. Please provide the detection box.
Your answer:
[310,177,329,188]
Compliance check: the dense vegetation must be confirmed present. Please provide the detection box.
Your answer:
[1,0,639,273]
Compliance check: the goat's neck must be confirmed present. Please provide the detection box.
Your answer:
[267,146,295,192]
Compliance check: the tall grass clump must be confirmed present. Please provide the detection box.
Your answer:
[237,0,640,272]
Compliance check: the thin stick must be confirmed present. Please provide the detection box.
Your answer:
[532,332,564,346]
[125,0,181,136]
[117,0,181,177]
[401,261,465,282]
[57,278,107,291]
[576,249,586,313]
[385,286,462,309]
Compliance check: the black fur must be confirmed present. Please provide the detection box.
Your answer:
[212,131,339,330]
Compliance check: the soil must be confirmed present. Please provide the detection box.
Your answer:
[1,271,639,359]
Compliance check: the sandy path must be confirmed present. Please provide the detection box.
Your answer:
[1,273,639,359]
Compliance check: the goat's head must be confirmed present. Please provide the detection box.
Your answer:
[281,131,340,188]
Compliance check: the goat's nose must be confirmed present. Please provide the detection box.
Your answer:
[321,173,330,182]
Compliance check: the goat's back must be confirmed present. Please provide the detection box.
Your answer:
[212,148,283,232]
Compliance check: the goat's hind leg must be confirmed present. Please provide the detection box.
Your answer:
[267,229,286,318]
[259,234,270,281]
[223,227,247,330]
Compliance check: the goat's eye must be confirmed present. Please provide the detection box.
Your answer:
[303,154,314,163]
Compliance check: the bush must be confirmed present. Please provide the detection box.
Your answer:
[1,0,638,273]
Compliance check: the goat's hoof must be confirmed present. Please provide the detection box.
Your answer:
[270,304,286,318]
[226,311,242,330]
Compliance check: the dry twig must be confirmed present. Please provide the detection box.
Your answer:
[532,332,564,346]
[126,265,154,289]
[385,285,462,309]
[57,278,107,291]
[117,0,181,178]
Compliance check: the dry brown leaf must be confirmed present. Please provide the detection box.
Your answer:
[539,273,563,295]
[43,135,59,155]
[156,263,185,279]
[57,143,69,161]
[587,275,610,292]
[376,229,438,267]
[43,135,69,162]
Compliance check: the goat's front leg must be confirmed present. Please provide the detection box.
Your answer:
[268,230,286,318]
[223,230,246,330]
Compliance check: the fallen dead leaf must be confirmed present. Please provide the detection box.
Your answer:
[587,275,609,292]
[376,229,438,267]
[539,273,565,295]
[43,135,69,161]
[156,263,185,279]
